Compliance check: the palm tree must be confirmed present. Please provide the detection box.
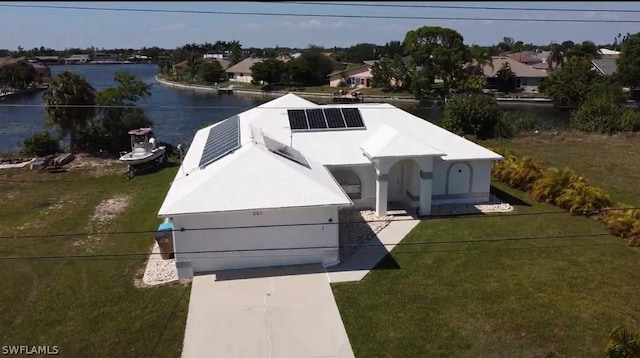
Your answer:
[187,55,201,82]
[603,326,640,358]
[547,43,564,72]
[469,45,494,76]
[42,71,96,152]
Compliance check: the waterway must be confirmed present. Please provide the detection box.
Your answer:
[0,64,571,153]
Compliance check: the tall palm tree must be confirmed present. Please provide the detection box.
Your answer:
[187,55,201,82]
[42,71,96,152]
[603,326,640,358]
[469,45,494,76]
[547,43,564,72]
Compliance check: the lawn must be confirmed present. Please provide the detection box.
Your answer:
[480,131,640,206]
[0,160,188,357]
[332,183,640,357]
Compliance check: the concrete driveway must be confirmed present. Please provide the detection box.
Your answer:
[181,264,355,358]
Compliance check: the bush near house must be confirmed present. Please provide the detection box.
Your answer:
[490,148,638,245]
[20,132,61,157]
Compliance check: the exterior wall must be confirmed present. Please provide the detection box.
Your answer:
[169,206,340,278]
[432,158,493,204]
[517,77,544,92]
[329,66,372,88]
[228,73,253,83]
[327,164,377,209]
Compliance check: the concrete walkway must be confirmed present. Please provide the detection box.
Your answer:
[182,264,354,358]
[327,216,420,283]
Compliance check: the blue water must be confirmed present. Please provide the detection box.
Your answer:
[0,64,263,152]
[0,64,569,153]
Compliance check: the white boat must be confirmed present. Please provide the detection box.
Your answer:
[119,128,166,166]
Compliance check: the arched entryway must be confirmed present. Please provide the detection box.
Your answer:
[387,159,420,208]
[331,168,362,200]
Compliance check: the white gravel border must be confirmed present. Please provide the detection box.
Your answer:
[432,195,514,216]
[142,242,178,286]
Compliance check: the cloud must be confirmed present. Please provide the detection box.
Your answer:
[278,20,354,30]
[239,23,262,31]
[149,23,196,34]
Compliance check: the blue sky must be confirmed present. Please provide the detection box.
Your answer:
[0,2,637,50]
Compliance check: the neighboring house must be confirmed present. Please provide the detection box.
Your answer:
[64,54,90,64]
[475,56,548,92]
[598,48,621,58]
[328,63,373,88]
[90,52,122,64]
[591,58,618,76]
[30,56,61,64]
[225,57,264,83]
[158,93,502,278]
[507,52,543,66]
[0,57,51,78]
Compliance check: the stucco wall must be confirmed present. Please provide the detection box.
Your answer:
[170,206,339,278]
[432,158,493,204]
[327,164,377,209]
[228,74,253,83]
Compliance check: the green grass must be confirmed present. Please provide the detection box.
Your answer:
[0,161,188,357]
[333,183,640,357]
[480,132,640,206]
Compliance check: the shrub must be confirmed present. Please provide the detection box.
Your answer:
[20,132,61,157]
[441,94,502,139]
[602,205,640,238]
[570,85,639,134]
[619,110,640,132]
[555,179,612,216]
[496,156,543,191]
[530,168,580,204]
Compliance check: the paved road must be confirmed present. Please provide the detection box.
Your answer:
[181,264,355,358]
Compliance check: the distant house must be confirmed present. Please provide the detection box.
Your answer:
[591,58,618,76]
[173,58,231,74]
[225,58,264,83]
[90,53,122,64]
[472,56,548,92]
[328,63,373,88]
[31,56,61,64]
[0,57,51,78]
[64,54,90,64]
[597,48,621,58]
[507,52,544,66]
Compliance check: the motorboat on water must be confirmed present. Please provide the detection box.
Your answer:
[119,128,166,177]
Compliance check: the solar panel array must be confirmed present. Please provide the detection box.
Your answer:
[263,134,310,168]
[199,115,240,168]
[287,108,365,131]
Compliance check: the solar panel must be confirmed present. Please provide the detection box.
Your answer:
[323,108,346,128]
[287,109,309,130]
[199,115,240,168]
[305,109,328,129]
[341,108,365,128]
[263,134,310,168]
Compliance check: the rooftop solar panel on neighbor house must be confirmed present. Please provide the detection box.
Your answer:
[287,109,309,130]
[323,108,347,128]
[263,134,310,168]
[199,115,240,168]
[341,108,365,128]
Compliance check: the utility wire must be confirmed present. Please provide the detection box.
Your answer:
[0,232,615,261]
[0,3,637,23]
[280,2,636,13]
[1,207,637,240]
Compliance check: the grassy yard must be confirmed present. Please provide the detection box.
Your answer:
[332,183,640,357]
[0,159,188,357]
[480,132,640,206]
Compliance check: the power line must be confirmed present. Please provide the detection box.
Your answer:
[0,232,614,261]
[281,2,636,13]
[0,3,637,23]
[1,206,636,240]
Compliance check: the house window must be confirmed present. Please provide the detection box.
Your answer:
[331,169,361,200]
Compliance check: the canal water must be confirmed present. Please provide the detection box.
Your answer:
[0,64,571,153]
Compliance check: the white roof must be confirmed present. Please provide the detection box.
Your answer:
[361,124,444,158]
[598,48,621,55]
[158,140,352,216]
[159,94,501,216]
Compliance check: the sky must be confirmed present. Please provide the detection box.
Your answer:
[0,1,638,50]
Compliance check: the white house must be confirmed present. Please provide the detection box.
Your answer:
[158,94,502,278]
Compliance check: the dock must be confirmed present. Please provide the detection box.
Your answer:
[215,85,235,94]
[331,90,364,103]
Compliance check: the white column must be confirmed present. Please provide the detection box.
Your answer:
[416,157,434,217]
[375,171,388,216]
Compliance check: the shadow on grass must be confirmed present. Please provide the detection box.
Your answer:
[491,185,532,207]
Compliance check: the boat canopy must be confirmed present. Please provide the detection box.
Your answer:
[128,128,153,136]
